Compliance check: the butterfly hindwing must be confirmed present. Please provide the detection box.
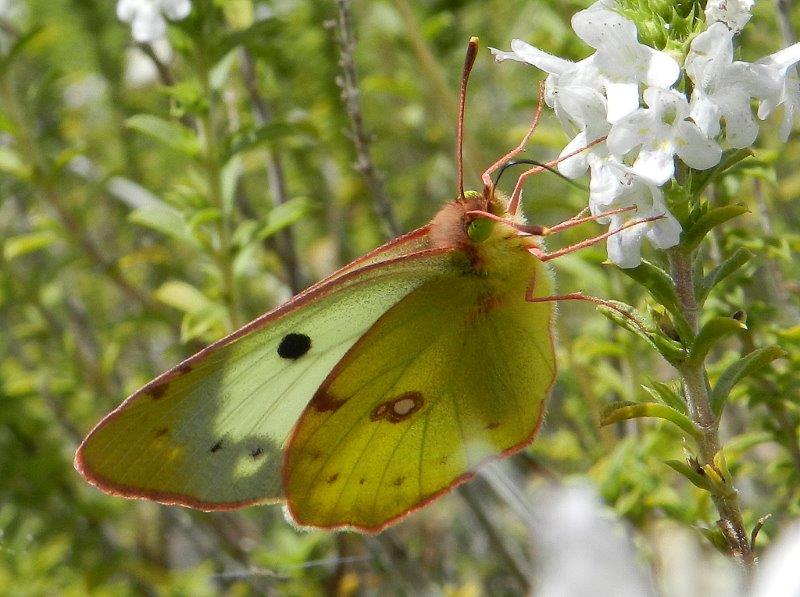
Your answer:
[283,251,555,531]
[75,232,454,510]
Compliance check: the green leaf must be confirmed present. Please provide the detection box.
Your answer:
[688,317,747,364]
[698,526,731,555]
[682,205,749,252]
[154,281,229,342]
[642,381,686,414]
[225,121,308,158]
[210,48,238,90]
[616,260,691,340]
[0,147,31,180]
[3,231,59,260]
[154,280,214,313]
[597,302,686,364]
[697,248,752,305]
[221,154,242,215]
[600,400,701,440]
[690,148,753,196]
[126,114,201,157]
[258,197,313,240]
[0,26,45,75]
[128,208,202,249]
[188,207,222,230]
[664,460,710,490]
[710,346,787,416]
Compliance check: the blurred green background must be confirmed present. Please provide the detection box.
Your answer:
[1,0,799,594]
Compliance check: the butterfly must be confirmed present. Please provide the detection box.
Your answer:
[75,38,650,532]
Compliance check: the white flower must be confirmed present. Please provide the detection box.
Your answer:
[491,40,605,130]
[491,1,679,125]
[686,22,779,148]
[588,165,682,268]
[607,87,722,184]
[704,0,754,32]
[571,0,680,122]
[755,43,800,140]
[117,0,192,43]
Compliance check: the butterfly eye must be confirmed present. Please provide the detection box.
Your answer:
[467,217,493,243]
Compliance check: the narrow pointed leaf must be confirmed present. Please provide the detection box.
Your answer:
[600,401,701,440]
[664,460,710,490]
[596,303,686,364]
[682,205,749,252]
[697,248,752,305]
[642,381,686,414]
[689,317,747,364]
[616,260,691,338]
[710,346,787,416]
[126,115,201,157]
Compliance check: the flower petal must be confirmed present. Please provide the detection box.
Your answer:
[607,223,645,268]
[632,148,675,185]
[690,92,722,138]
[491,39,576,75]
[605,82,640,122]
[673,121,722,170]
[558,131,591,179]
[607,110,652,156]
[647,213,682,250]
[644,48,680,88]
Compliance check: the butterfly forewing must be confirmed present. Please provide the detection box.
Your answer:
[283,252,556,531]
[76,244,455,510]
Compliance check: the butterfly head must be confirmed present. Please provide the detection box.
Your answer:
[430,190,538,276]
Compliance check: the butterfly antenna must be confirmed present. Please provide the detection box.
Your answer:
[457,36,479,200]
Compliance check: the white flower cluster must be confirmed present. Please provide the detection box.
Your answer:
[117,0,192,43]
[492,0,800,267]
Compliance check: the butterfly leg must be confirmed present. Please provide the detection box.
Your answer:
[528,213,665,262]
[466,205,638,236]
[524,270,649,334]
[481,82,545,194]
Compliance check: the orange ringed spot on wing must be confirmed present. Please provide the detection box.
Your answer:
[370,392,424,423]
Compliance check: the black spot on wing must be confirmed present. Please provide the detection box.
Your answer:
[210,440,223,453]
[250,446,264,459]
[277,333,312,360]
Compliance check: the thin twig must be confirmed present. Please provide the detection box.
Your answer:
[332,0,402,239]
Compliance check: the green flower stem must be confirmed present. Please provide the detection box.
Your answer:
[667,248,756,572]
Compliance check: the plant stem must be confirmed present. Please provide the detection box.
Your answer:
[667,248,756,572]
[333,0,402,239]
